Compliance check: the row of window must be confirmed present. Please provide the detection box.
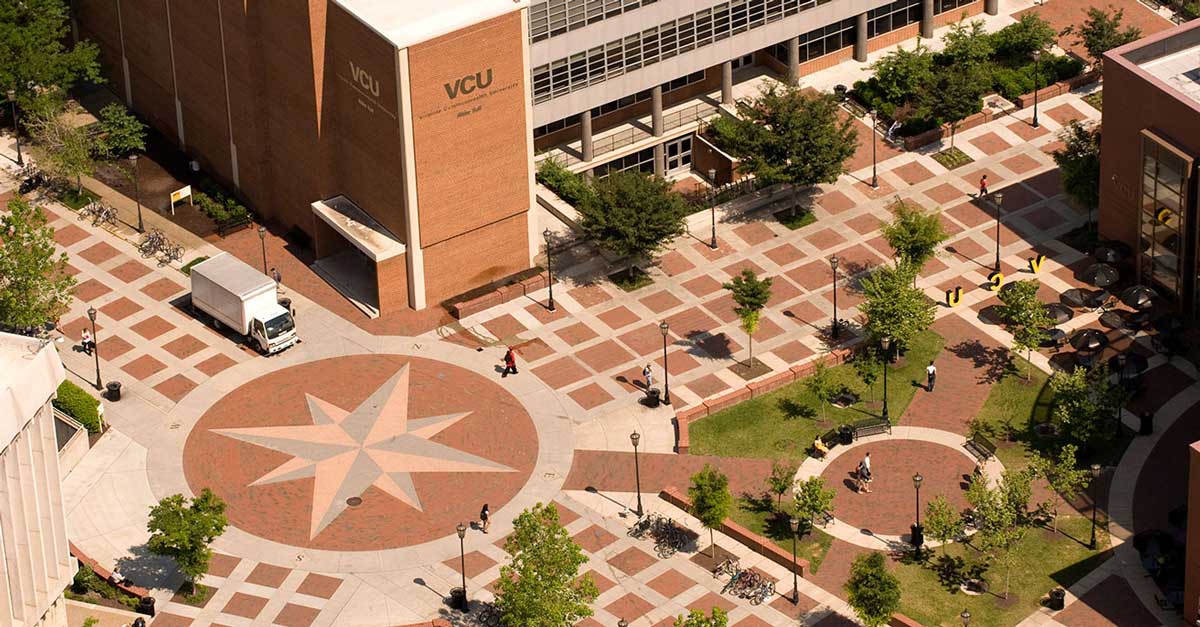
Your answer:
[594,146,658,176]
[533,71,707,138]
[867,0,922,38]
[1139,135,1190,297]
[530,0,657,43]
[934,0,975,15]
[532,0,835,103]
[764,18,856,66]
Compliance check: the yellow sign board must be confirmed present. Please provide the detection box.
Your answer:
[170,185,192,205]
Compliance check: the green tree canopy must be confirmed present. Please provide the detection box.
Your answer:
[793,476,835,535]
[1048,364,1129,449]
[880,200,948,275]
[1052,121,1102,213]
[0,0,101,103]
[869,41,935,107]
[921,63,986,147]
[24,93,96,192]
[965,471,1030,598]
[804,361,838,422]
[991,13,1057,60]
[859,262,935,350]
[853,349,883,402]
[995,280,1052,379]
[1063,6,1142,70]
[722,269,772,365]
[674,608,729,627]
[765,460,798,510]
[940,19,994,68]
[146,489,228,588]
[95,103,147,160]
[577,170,691,263]
[844,552,901,627]
[496,502,599,627]
[923,495,965,555]
[0,198,75,330]
[689,464,732,558]
[1031,444,1092,534]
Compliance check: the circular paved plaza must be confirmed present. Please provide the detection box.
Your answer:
[183,354,539,551]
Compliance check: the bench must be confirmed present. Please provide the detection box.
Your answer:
[964,434,997,462]
[851,417,891,440]
[814,510,833,527]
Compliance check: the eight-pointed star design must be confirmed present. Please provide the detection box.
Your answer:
[214,363,514,539]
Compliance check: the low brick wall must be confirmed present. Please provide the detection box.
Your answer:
[673,346,855,453]
[69,541,150,599]
[891,613,927,627]
[450,272,551,319]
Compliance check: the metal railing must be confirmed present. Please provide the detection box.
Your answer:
[536,101,721,168]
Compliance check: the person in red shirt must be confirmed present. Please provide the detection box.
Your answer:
[502,347,518,377]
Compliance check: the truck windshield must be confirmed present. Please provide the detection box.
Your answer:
[264,312,295,339]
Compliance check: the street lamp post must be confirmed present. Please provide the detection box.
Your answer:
[961,609,971,627]
[456,523,469,612]
[618,620,629,627]
[87,307,101,391]
[258,226,268,275]
[880,336,892,421]
[830,256,840,339]
[912,472,924,560]
[660,321,671,405]
[1089,463,1101,549]
[789,517,800,604]
[129,154,143,233]
[1032,50,1042,129]
[543,228,556,312]
[7,89,22,166]
[630,432,643,517]
[870,109,878,188]
[992,192,1004,272]
[708,168,718,249]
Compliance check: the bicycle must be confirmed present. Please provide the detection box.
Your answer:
[749,580,775,605]
[162,242,184,263]
[721,570,744,595]
[138,229,167,257]
[714,557,739,578]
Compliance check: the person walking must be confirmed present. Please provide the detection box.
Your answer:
[642,364,654,393]
[479,503,490,533]
[978,174,989,197]
[857,452,873,493]
[271,267,284,294]
[502,347,518,377]
[926,362,937,392]
[80,328,93,356]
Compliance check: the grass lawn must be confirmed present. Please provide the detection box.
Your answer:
[610,267,654,292]
[776,209,818,230]
[932,147,975,170]
[689,330,945,460]
[894,515,1110,627]
[727,493,834,573]
[57,187,100,210]
[1083,90,1102,112]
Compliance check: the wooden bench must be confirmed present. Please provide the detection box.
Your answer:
[851,417,891,440]
[964,434,997,462]
[814,510,833,527]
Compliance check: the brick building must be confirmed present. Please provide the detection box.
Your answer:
[73,0,990,313]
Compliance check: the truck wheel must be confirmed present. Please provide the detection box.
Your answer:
[211,318,222,331]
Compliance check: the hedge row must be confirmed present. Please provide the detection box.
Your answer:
[52,381,101,434]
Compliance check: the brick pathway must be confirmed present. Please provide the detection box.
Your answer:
[563,451,774,499]
[901,314,1006,434]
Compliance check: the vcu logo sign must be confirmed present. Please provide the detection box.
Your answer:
[444,69,493,99]
[349,62,380,97]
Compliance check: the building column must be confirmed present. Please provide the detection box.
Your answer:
[985,0,999,15]
[721,61,734,104]
[579,110,594,162]
[921,0,935,38]
[855,12,869,62]
[651,85,664,136]
[787,37,801,84]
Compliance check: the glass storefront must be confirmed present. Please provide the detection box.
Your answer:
[1138,131,1193,305]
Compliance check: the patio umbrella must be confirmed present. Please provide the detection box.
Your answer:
[1070,328,1108,353]
[1108,352,1149,377]
[1120,285,1155,311]
[1082,263,1119,288]
[1093,246,1122,264]
[1099,310,1126,329]
[1061,288,1093,309]
[1044,303,1073,324]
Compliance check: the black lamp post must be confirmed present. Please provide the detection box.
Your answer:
[992,192,1004,272]
[880,336,892,421]
[1032,50,1042,129]
[912,472,924,560]
[456,523,469,612]
[7,89,22,166]
[830,255,840,339]
[618,620,628,627]
[543,228,556,312]
[708,168,718,249]
[1089,463,1101,549]
[961,609,971,627]
[87,307,101,391]
[659,321,671,405]
[258,225,268,275]
[870,109,878,188]
[789,517,800,604]
[129,154,143,233]
[630,431,643,517]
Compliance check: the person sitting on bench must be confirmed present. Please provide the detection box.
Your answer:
[813,436,830,459]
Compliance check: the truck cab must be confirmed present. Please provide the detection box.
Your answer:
[250,304,298,355]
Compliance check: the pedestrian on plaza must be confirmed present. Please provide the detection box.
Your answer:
[926,361,937,392]
[978,174,989,197]
[502,347,518,377]
[480,503,490,533]
[642,363,654,392]
[856,452,873,493]
[80,328,93,355]
[271,267,284,294]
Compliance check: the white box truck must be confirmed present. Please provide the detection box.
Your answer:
[189,252,299,355]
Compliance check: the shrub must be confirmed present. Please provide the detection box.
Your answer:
[536,159,595,207]
[52,380,101,433]
[990,14,1056,63]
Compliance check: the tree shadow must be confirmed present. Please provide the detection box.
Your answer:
[946,339,1013,384]
[113,544,182,591]
[778,398,817,421]
[685,330,735,360]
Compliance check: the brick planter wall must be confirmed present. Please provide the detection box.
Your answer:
[450,272,550,318]
[70,541,150,599]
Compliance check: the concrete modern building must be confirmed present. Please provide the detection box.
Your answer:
[73,0,989,313]
[0,333,75,627]
[1099,19,1200,317]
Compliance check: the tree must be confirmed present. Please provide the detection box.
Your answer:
[1052,121,1102,224]
[146,489,228,590]
[921,63,985,148]
[1031,444,1092,534]
[859,262,935,351]
[880,200,948,280]
[804,362,837,422]
[966,471,1029,598]
[939,19,993,68]
[0,0,101,103]
[793,476,836,535]
[688,464,732,559]
[1049,365,1129,449]
[496,502,599,627]
[924,495,965,556]
[674,608,728,627]
[844,552,901,627]
[708,84,858,217]
[869,41,934,107]
[95,103,147,159]
[0,198,75,330]
[1062,6,1142,70]
[991,13,1057,61]
[853,349,882,402]
[722,269,772,366]
[765,460,798,511]
[577,170,691,264]
[995,280,1052,379]
[24,93,96,192]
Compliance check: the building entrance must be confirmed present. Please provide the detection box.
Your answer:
[665,136,692,173]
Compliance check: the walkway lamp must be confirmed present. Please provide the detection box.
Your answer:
[1032,51,1042,129]
[1089,463,1101,549]
[830,256,840,339]
[708,168,718,249]
[789,517,800,604]
[660,321,671,405]
[630,432,643,517]
[258,226,268,275]
[992,192,1004,272]
[543,228,556,312]
[880,336,892,421]
[870,109,878,189]
[129,154,143,233]
[87,307,101,391]
[912,472,924,560]
[456,523,469,612]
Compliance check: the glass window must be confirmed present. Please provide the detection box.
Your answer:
[530,0,656,42]
[1138,133,1193,303]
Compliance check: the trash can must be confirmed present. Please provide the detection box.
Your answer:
[1048,587,1066,611]
[132,618,147,627]
[838,424,854,445]
[105,381,122,402]
[834,84,848,102]
[136,596,155,616]
[1139,411,1153,436]
[278,297,292,312]
[645,388,661,408]
[449,586,467,610]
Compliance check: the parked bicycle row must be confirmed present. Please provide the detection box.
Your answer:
[138,228,184,264]
[627,511,691,559]
[78,201,118,228]
[715,558,776,605]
